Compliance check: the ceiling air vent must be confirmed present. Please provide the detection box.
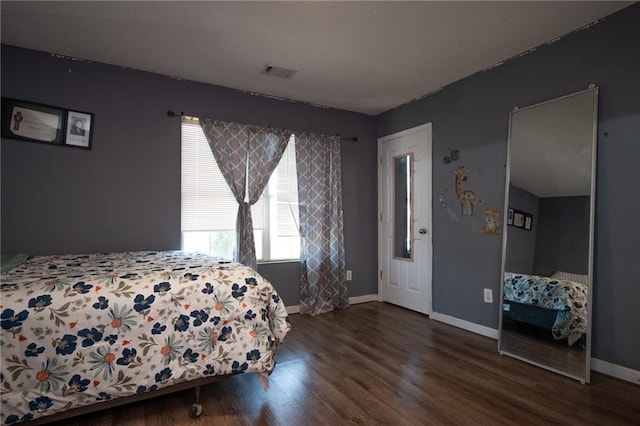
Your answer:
[260,64,297,80]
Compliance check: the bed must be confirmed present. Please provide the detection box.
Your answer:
[0,251,291,425]
[503,271,588,346]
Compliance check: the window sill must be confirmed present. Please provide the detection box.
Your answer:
[257,259,300,266]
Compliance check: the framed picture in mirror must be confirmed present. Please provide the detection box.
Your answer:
[508,208,532,231]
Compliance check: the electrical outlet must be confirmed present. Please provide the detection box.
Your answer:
[346,270,352,281]
[483,288,493,303]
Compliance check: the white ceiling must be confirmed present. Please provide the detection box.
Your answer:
[0,1,632,115]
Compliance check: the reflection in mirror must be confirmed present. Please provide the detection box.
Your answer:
[393,154,413,260]
[499,87,597,383]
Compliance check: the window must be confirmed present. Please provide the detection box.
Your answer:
[181,119,300,261]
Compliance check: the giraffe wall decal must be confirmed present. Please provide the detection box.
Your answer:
[454,165,477,216]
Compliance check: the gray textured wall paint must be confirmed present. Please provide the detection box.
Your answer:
[376,5,640,370]
[533,196,590,277]
[505,185,539,275]
[0,45,378,307]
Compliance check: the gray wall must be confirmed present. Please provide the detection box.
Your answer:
[376,5,640,370]
[533,196,590,277]
[505,185,539,275]
[0,45,378,307]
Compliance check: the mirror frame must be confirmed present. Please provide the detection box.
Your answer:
[498,86,598,383]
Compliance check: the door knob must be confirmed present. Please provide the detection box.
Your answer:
[418,228,427,234]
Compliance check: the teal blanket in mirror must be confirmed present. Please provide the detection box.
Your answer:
[0,251,290,424]
[503,272,587,346]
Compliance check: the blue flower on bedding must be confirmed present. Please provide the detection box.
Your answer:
[203,364,215,376]
[174,314,190,332]
[1,308,29,330]
[231,361,248,375]
[120,273,139,279]
[217,326,233,342]
[154,282,171,294]
[271,293,281,304]
[78,327,103,347]
[25,343,45,358]
[133,294,155,313]
[152,322,167,335]
[28,396,53,412]
[97,392,112,401]
[54,334,78,355]
[183,348,199,363]
[202,282,214,294]
[245,277,258,286]
[190,309,209,326]
[104,334,118,344]
[67,374,90,393]
[27,295,53,311]
[116,348,138,366]
[231,283,247,298]
[183,272,199,281]
[5,413,34,424]
[136,385,158,394]
[246,349,261,362]
[154,367,173,383]
[92,296,109,310]
[72,281,93,294]
[244,310,257,320]
[261,307,268,321]
[209,315,221,325]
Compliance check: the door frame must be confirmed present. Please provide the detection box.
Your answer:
[377,123,433,315]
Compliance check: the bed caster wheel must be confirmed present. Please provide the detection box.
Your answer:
[190,403,203,418]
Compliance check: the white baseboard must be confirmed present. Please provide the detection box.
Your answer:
[285,293,378,315]
[429,311,500,339]
[592,358,640,385]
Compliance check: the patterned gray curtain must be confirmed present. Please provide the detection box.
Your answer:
[199,119,290,269]
[296,133,348,315]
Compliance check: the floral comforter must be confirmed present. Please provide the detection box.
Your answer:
[503,272,587,346]
[0,251,290,424]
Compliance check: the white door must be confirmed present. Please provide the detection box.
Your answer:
[378,123,432,315]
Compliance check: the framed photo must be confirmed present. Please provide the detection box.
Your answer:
[1,97,65,145]
[65,110,93,149]
[508,207,533,231]
[513,211,525,228]
[524,215,533,231]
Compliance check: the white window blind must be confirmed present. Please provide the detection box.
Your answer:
[181,119,300,261]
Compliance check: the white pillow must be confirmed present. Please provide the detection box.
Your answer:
[551,271,589,286]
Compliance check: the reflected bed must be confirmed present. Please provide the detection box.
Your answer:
[503,271,587,346]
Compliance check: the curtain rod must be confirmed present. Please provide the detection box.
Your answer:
[167,110,358,142]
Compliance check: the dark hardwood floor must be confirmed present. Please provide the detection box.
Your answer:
[50,302,639,425]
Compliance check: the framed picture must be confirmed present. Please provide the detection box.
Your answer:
[524,215,533,231]
[65,110,93,149]
[507,207,533,231]
[513,211,525,228]
[1,97,66,145]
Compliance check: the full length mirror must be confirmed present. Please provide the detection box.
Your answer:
[499,87,598,383]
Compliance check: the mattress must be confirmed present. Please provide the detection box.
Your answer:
[0,251,290,424]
